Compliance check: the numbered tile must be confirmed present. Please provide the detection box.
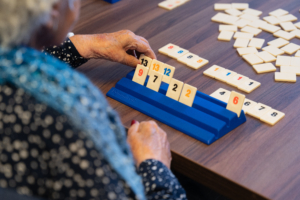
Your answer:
[237,79,261,93]
[132,64,149,86]
[241,26,262,36]
[187,56,209,69]
[235,19,251,28]
[291,57,300,67]
[219,25,238,32]
[267,38,289,48]
[226,91,246,117]
[234,32,254,39]
[248,38,265,49]
[277,14,297,23]
[243,8,262,17]
[276,55,292,67]
[168,46,189,59]
[162,64,175,83]
[210,88,231,103]
[242,99,258,114]
[247,103,272,119]
[262,46,285,57]
[158,43,178,55]
[275,72,297,82]
[146,71,163,92]
[232,3,249,10]
[237,47,258,56]
[252,63,276,74]
[234,38,250,48]
[280,22,297,32]
[179,83,197,107]
[166,78,184,101]
[149,59,164,74]
[214,3,232,11]
[281,43,300,55]
[177,53,198,65]
[203,65,224,78]
[218,31,235,41]
[269,9,289,17]
[263,16,281,25]
[158,1,177,10]
[139,54,152,68]
[256,51,276,63]
[226,74,249,87]
[260,109,285,126]
[215,69,237,82]
[273,30,295,41]
[280,66,300,75]
[242,53,264,65]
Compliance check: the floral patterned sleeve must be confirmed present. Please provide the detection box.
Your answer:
[42,38,88,69]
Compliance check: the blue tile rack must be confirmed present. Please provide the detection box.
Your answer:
[106,70,246,145]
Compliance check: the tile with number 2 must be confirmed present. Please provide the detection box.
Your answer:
[179,84,197,107]
[166,78,184,101]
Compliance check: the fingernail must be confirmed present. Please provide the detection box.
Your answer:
[131,120,137,125]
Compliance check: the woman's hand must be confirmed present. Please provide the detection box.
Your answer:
[70,30,156,67]
[127,120,172,168]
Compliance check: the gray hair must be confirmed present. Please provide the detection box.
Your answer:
[0,0,76,48]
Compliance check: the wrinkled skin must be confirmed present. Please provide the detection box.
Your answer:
[70,30,156,67]
[127,121,172,168]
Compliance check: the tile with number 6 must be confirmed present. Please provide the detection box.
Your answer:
[226,91,246,117]
[149,59,164,75]
[260,109,285,125]
[179,84,197,107]
[166,78,184,101]
[162,64,175,83]
[132,64,149,86]
[242,98,257,114]
[146,71,163,92]
[138,54,152,68]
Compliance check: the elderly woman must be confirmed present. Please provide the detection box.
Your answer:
[0,0,187,200]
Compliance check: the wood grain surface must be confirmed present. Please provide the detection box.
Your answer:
[74,0,300,199]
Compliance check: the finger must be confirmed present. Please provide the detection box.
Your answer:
[126,50,137,58]
[128,121,140,137]
[121,52,140,68]
[129,36,156,60]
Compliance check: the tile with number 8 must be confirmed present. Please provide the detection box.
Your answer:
[168,46,189,59]
[177,53,198,65]
[162,64,175,83]
[226,91,246,117]
[166,78,184,101]
[179,83,197,107]
[260,109,285,125]
[132,64,149,86]
[146,71,163,92]
[139,54,152,68]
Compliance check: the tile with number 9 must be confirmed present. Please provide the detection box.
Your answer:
[146,71,163,92]
[132,64,149,86]
[166,78,184,101]
[162,64,175,83]
[138,54,153,68]
[149,59,164,75]
[179,83,197,107]
[226,91,246,117]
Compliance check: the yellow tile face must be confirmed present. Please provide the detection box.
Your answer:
[252,63,276,74]
[158,43,178,55]
[273,30,295,41]
[219,25,238,32]
[237,47,258,56]
[241,26,262,36]
[232,3,249,10]
[281,43,300,55]
[167,46,189,59]
[269,9,289,17]
[276,56,292,66]
[166,78,184,101]
[146,71,163,92]
[234,38,250,48]
[280,22,297,32]
[242,98,257,114]
[179,84,197,107]
[277,14,297,23]
[267,38,289,48]
[260,109,285,125]
[235,19,251,28]
[237,79,261,93]
[162,64,175,83]
[214,3,232,11]
[132,64,149,86]
[218,31,235,41]
[263,16,281,25]
[260,24,280,33]
[280,66,300,75]
[234,32,254,39]
[248,38,265,49]
[247,103,272,119]
[203,65,224,78]
[256,51,276,63]
[225,8,242,16]
[243,8,262,17]
[210,88,231,103]
[242,53,264,65]
[139,54,153,68]
[226,91,246,117]
[262,46,284,56]
[226,74,249,87]
[149,59,164,75]
[290,57,300,67]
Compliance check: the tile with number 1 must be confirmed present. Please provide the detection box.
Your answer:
[132,64,149,86]
[179,83,197,107]
[166,78,184,101]
[146,71,163,92]
[203,65,224,78]
[226,91,246,117]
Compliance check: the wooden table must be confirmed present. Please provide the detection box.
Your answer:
[74,0,300,199]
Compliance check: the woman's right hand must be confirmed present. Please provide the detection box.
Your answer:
[127,121,172,169]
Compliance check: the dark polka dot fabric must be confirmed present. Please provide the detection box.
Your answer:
[0,40,187,200]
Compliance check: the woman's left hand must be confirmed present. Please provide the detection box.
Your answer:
[70,30,156,67]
